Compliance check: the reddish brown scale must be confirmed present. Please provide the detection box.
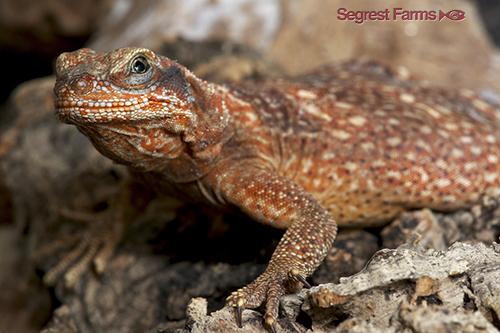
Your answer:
[54,48,500,331]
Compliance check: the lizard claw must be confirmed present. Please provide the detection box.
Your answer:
[226,268,308,331]
[268,320,277,333]
[226,292,246,328]
[265,312,278,333]
[236,305,244,328]
[290,269,311,288]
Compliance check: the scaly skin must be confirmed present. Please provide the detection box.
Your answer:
[54,47,500,331]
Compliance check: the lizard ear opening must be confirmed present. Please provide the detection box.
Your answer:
[182,73,229,157]
[162,65,190,97]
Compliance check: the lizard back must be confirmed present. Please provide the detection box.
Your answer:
[223,61,500,226]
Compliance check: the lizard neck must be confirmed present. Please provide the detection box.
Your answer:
[181,73,230,160]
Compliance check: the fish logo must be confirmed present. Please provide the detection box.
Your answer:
[439,10,465,21]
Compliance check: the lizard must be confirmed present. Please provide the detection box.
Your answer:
[53,46,500,332]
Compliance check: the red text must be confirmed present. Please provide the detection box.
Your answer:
[337,8,390,25]
[393,8,437,21]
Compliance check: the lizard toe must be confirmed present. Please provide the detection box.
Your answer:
[32,209,124,287]
[226,268,307,330]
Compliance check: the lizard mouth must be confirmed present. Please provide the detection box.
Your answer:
[54,97,148,123]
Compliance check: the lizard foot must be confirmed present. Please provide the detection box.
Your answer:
[31,209,123,287]
[226,268,311,332]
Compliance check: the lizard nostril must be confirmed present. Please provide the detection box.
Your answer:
[72,76,94,94]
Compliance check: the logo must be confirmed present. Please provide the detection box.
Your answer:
[439,10,465,21]
[337,8,466,24]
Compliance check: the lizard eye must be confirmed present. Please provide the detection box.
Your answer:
[131,56,149,74]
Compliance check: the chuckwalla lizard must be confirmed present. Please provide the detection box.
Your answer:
[53,47,500,332]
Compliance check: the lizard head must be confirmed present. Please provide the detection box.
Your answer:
[54,47,198,127]
[53,47,229,176]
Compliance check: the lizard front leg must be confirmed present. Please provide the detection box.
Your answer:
[209,166,338,331]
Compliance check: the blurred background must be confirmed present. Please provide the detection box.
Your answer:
[1,0,500,106]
